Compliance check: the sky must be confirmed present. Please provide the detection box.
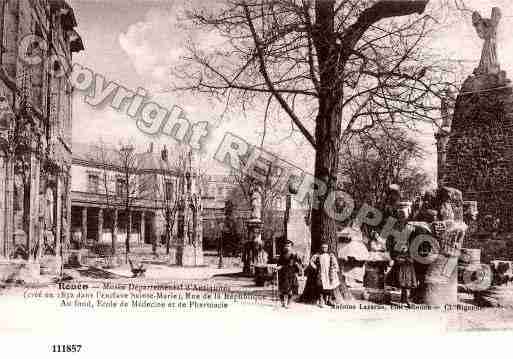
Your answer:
[70,0,513,181]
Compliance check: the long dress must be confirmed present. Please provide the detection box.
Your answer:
[388,254,417,289]
[311,252,340,290]
[278,253,301,295]
[386,223,417,289]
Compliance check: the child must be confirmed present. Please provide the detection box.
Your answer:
[389,243,417,306]
[277,240,302,308]
[388,208,417,306]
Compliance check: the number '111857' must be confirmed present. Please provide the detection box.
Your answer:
[51,345,82,353]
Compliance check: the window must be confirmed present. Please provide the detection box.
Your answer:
[116,178,127,197]
[165,181,174,200]
[87,174,99,193]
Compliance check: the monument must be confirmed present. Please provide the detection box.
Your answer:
[439,7,513,231]
[176,151,204,266]
[284,193,311,264]
[242,187,263,275]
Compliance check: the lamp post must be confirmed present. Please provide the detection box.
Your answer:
[218,221,224,269]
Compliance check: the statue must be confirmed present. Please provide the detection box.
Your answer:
[250,188,262,220]
[45,187,55,230]
[440,87,455,129]
[0,92,14,131]
[185,172,191,193]
[472,7,501,75]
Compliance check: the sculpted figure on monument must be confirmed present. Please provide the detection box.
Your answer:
[250,187,262,220]
[472,7,501,75]
[440,87,455,129]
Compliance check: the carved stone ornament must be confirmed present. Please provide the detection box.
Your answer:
[472,7,501,75]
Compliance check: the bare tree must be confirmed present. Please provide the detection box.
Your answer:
[173,0,460,251]
[115,141,152,263]
[339,127,430,209]
[159,144,208,256]
[90,140,118,254]
[160,144,187,255]
[230,154,287,246]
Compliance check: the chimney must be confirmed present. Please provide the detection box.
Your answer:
[148,142,154,153]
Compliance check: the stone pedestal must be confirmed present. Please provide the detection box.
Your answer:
[66,249,88,267]
[286,209,311,263]
[243,218,262,275]
[40,255,62,276]
[168,246,178,265]
[408,201,467,305]
[417,255,459,305]
[194,246,203,266]
[180,245,196,266]
[175,244,203,267]
[475,283,513,308]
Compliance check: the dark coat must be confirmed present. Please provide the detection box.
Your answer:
[278,252,302,295]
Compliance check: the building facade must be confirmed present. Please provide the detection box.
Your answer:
[0,0,83,280]
[71,142,171,247]
[70,142,255,259]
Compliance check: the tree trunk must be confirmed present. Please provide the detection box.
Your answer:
[152,233,157,255]
[125,209,131,263]
[109,222,116,255]
[309,98,344,254]
[299,0,348,303]
[111,209,117,255]
[301,98,346,302]
[310,0,342,254]
[165,210,171,255]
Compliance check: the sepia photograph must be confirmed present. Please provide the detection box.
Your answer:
[1,0,513,356]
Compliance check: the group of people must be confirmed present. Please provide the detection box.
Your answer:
[274,184,466,309]
[275,240,341,308]
[373,185,462,306]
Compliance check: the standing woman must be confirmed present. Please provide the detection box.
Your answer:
[277,240,302,308]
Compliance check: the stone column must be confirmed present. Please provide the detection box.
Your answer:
[2,0,19,78]
[81,207,87,244]
[140,212,145,244]
[56,178,62,253]
[127,211,132,247]
[28,152,40,261]
[112,208,118,249]
[0,155,6,258]
[66,189,71,245]
[4,157,14,257]
[97,208,103,242]
[152,212,158,245]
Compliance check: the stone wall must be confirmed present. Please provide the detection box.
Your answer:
[0,1,82,282]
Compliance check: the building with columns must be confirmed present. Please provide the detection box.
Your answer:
[70,141,255,260]
[0,0,83,281]
[71,142,174,247]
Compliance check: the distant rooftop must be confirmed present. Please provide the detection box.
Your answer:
[72,142,177,172]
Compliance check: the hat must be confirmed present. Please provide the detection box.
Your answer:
[389,184,400,193]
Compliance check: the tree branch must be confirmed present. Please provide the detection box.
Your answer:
[242,2,317,148]
[341,0,430,56]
